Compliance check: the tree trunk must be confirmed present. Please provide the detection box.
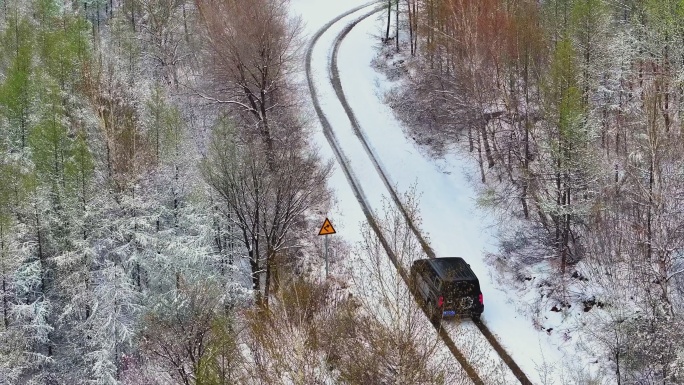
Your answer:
[395,0,399,52]
[521,55,531,219]
[615,346,621,385]
[480,124,495,168]
[522,124,530,219]
[647,93,656,265]
[246,233,259,293]
[35,205,53,357]
[0,222,6,329]
[427,0,434,68]
[263,248,273,308]
[2,277,7,329]
[555,160,562,273]
[182,3,190,42]
[386,0,391,41]
[406,0,413,55]
[561,183,570,275]
[36,208,46,296]
[477,130,485,183]
[412,0,418,54]
[213,202,225,276]
[130,1,136,31]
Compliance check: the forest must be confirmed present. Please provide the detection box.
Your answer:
[1,0,683,384]
[387,0,684,383]
[0,0,465,383]
[0,0,342,382]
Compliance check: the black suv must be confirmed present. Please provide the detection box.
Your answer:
[410,257,484,321]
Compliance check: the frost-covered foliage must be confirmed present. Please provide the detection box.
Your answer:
[339,192,468,385]
[0,0,338,382]
[0,0,253,382]
[384,0,684,382]
[196,0,333,310]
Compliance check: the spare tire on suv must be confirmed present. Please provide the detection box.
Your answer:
[410,257,484,322]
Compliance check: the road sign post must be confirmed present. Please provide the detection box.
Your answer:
[318,218,336,278]
[325,235,329,277]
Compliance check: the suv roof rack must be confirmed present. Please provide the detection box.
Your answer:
[426,257,478,281]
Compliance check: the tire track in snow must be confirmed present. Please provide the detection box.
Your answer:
[328,9,535,385]
[305,4,484,385]
[330,18,437,262]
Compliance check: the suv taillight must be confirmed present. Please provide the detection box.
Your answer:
[437,296,444,307]
[478,294,483,305]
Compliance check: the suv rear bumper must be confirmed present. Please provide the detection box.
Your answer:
[441,303,483,319]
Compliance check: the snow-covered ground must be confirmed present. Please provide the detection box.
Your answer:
[290,1,598,384]
[291,0,380,255]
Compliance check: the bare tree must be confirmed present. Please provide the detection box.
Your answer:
[194,0,303,158]
[196,0,330,308]
[139,0,190,87]
[240,279,344,384]
[346,193,468,385]
[139,281,241,385]
[202,120,331,308]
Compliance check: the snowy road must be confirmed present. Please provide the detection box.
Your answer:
[292,0,579,383]
[327,9,534,385]
[304,3,533,385]
[305,4,484,383]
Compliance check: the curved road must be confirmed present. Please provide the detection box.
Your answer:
[306,4,534,385]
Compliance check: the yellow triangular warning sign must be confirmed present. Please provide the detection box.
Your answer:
[318,218,336,235]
